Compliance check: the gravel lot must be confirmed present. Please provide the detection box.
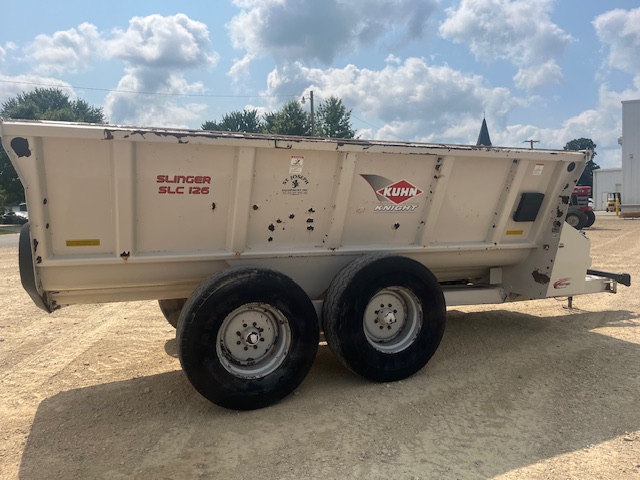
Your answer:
[1,215,639,479]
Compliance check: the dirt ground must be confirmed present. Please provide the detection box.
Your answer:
[1,215,639,480]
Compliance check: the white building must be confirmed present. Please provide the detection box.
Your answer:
[622,100,640,205]
[593,100,640,209]
[593,168,622,211]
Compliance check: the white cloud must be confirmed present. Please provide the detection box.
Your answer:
[259,56,636,168]
[439,0,572,91]
[99,14,217,126]
[227,0,439,75]
[27,23,103,74]
[228,53,254,83]
[594,7,640,77]
[264,58,526,142]
[0,74,75,104]
[513,60,563,90]
[0,42,17,66]
[571,7,640,168]
[19,14,219,126]
[106,14,219,69]
[493,82,639,168]
[24,14,219,75]
[103,68,207,127]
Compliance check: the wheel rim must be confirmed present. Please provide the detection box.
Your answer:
[216,303,292,379]
[566,214,579,227]
[363,287,422,353]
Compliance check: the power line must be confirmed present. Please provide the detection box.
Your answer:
[2,78,397,140]
[0,79,298,99]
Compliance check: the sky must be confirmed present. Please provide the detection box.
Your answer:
[1,0,640,168]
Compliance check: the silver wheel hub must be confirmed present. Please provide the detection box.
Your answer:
[244,330,260,346]
[377,309,397,326]
[216,303,291,379]
[363,287,422,354]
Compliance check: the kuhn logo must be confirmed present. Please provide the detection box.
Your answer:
[360,175,424,212]
[361,175,423,204]
[377,180,423,204]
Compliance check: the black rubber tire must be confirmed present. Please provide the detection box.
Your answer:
[322,254,446,383]
[566,210,587,230]
[177,266,319,410]
[158,298,187,328]
[584,210,596,228]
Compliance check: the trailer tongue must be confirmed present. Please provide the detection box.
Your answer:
[1,119,629,410]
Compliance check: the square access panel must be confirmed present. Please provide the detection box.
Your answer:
[513,192,545,222]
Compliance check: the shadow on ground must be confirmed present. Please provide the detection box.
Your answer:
[19,308,640,479]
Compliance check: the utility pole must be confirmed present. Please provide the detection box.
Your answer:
[301,91,315,136]
[523,139,539,149]
[310,91,315,136]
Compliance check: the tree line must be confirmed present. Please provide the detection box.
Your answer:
[202,97,356,138]
[0,88,599,211]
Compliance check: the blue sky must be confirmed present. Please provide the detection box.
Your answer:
[1,0,640,168]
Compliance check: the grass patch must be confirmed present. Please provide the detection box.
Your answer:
[0,229,18,235]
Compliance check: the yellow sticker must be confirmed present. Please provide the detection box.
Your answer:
[66,239,101,247]
[506,230,524,235]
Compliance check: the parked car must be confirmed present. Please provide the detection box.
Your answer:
[1,211,28,225]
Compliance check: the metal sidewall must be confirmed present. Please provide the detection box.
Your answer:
[18,223,50,312]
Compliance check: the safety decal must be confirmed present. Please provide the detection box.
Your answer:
[290,156,304,174]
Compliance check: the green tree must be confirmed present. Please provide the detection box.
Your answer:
[263,100,310,136]
[200,95,355,138]
[202,109,263,133]
[0,187,7,215]
[563,138,600,187]
[1,88,105,123]
[262,111,280,134]
[0,88,105,204]
[316,96,355,139]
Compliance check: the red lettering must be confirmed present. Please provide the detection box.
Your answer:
[187,186,210,195]
[157,175,211,193]
[159,186,185,194]
[157,175,211,183]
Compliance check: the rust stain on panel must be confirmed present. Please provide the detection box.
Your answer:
[532,270,550,284]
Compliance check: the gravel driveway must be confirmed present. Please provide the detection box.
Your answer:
[1,215,639,479]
